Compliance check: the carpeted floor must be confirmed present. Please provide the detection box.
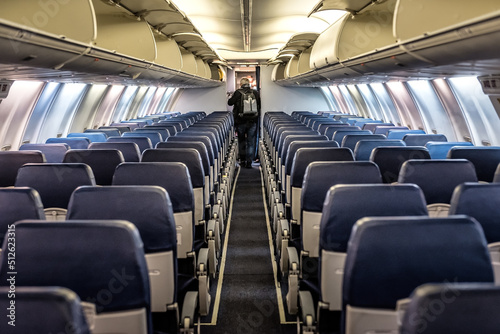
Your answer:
[202,164,295,334]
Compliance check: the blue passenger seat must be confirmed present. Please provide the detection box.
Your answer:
[46,137,90,149]
[0,220,153,334]
[425,141,474,159]
[14,163,96,220]
[67,132,107,143]
[0,287,90,334]
[0,151,45,187]
[63,149,124,185]
[400,283,500,334]
[107,136,152,153]
[448,146,500,182]
[341,134,386,151]
[386,129,426,139]
[123,131,162,147]
[402,134,447,146]
[89,142,141,162]
[342,216,494,334]
[370,146,431,183]
[20,143,69,163]
[0,187,45,245]
[353,139,405,160]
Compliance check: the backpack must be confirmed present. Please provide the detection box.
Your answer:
[239,89,258,116]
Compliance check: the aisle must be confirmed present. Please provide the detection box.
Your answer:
[203,164,295,334]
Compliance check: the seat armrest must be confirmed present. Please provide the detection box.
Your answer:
[181,291,198,333]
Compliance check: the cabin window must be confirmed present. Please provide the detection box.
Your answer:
[112,86,139,122]
[406,80,456,141]
[448,77,500,146]
[320,86,340,112]
[338,85,360,115]
[369,83,401,126]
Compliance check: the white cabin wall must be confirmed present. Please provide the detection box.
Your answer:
[260,65,330,115]
[171,86,228,114]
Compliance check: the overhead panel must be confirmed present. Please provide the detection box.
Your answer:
[154,35,182,70]
[309,0,374,14]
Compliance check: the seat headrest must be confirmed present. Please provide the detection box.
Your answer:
[343,216,494,310]
[0,187,45,244]
[67,186,176,253]
[403,134,447,146]
[167,135,214,161]
[285,140,339,173]
[400,283,500,334]
[449,182,500,244]
[0,151,46,187]
[19,143,69,163]
[425,142,474,159]
[63,149,124,185]
[0,220,150,313]
[370,146,431,183]
[331,129,370,144]
[0,286,90,334]
[398,159,478,204]
[89,142,141,162]
[448,146,500,182]
[141,148,204,187]
[301,161,382,212]
[156,142,210,175]
[342,134,386,150]
[386,129,426,139]
[15,163,96,208]
[107,136,152,153]
[68,132,107,143]
[320,184,428,252]
[353,139,405,161]
[290,147,355,187]
[281,135,329,161]
[123,131,162,146]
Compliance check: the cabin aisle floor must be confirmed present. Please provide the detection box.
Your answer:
[202,163,295,334]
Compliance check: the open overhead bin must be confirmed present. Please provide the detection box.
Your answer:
[0,0,224,87]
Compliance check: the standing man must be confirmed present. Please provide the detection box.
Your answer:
[228,77,261,168]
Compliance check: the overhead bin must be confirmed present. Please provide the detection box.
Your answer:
[0,0,223,87]
[277,0,500,86]
[310,0,375,14]
[285,56,300,78]
[297,48,313,74]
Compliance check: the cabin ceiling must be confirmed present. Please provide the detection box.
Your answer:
[172,0,345,64]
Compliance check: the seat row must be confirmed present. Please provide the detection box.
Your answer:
[259,111,500,333]
[0,111,238,333]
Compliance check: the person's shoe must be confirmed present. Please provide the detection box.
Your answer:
[245,160,252,168]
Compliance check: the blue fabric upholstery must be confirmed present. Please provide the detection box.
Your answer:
[353,139,405,161]
[449,183,500,244]
[0,287,90,334]
[107,136,152,153]
[123,131,162,147]
[15,163,96,208]
[495,164,500,183]
[63,149,124,185]
[285,141,341,176]
[85,128,120,137]
[370,146,431,183]
[403,134,447,146]
[343,216,494,310]
[342,134,386,151]
[386,129,426,139]
[448,146,500,182]
[68,132,107,143]
[281,135,329,163]
[426,142,474,159]
[20,143,69,163]
[363,122,394,132]
[110,122,140,130]
[156,141,210,177]
[47,137,91,149]
[135,128,170,141]
[167,135,214,165]
[331,129,370,144]
[312,121,341,132]
[290,148,355,188]
[318,123,348,135]
[89,142,141,162]
[179,130,220,154]
[113,162,194,214]
[323,124,357,138]
[301,161,382,213]
[145,125,177,136]
[67,186,177,254]
[0,187,45,244]
[141,148,204,188]
[373,126,409,135]
[398,159,477,204]
[0,220,151,319]
[99,126,131,134]
[0,151,46,187]
[320,184,428,253]
[277,129,318,154]
[400,283,500,334]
